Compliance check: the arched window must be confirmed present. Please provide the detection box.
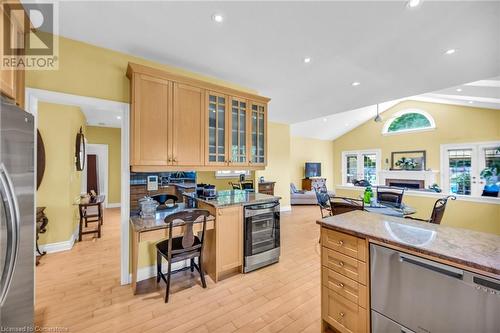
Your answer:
[382,109,435,135]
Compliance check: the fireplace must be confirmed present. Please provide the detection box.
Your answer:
[385,179,424,189]
[379,170,437,190]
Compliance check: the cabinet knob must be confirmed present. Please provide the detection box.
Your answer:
[338,283,344,288]
[338,261,344,267]
[338,240,344,246]
[218,210,223,216]
[249,161,253,164]
[168,158,172,162]
[339,312,345,318]
[173,158,177,162]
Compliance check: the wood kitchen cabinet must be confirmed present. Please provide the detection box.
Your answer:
[130,73,171,166]
[172,83,205,166]
[0,2,26,107]
[250,101,267,166]
[197,202,243,282]
[127,62,270,171]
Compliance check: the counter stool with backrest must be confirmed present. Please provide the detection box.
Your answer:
[156,209,210,303]
[78,195,105,241]
[405,195,456,225]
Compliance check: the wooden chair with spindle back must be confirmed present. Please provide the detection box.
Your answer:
[156,209,211,303]
[405,195,456,225]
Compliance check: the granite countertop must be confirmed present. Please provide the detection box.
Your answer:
[184,190,280,208]
[317,210,500,277]
[130,203,215,232]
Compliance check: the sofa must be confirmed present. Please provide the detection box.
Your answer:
[290,183,335,205]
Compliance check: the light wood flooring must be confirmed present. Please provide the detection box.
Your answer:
[35,206,323,332]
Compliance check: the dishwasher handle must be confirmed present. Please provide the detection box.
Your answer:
[399,254,464,280]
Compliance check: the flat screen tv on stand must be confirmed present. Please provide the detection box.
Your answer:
[305,162,321,178]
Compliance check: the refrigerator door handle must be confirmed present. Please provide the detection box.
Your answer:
[0,163,20,306]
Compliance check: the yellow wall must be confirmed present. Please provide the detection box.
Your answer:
[290,136,334,190]
[255,122,291,208]
[26,35,256,104]
[85,126,122,204]
[335,188,500,235]
[37,102,87,244]
[332,100,500,185]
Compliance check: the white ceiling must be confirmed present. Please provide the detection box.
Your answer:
[291,76,500,140]
[46,1,499,124]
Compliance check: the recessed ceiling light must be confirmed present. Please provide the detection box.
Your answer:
[303,57,311,64]
[468,100,474,104]
[407,0,422,8]
[116,116,122,120]
[456,88,462,92]
[212,14,224,23]
[322,118,327,123]
[351,81,361,86]
[445,49,456,55]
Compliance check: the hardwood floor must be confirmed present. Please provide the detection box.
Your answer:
[35,206,323,332]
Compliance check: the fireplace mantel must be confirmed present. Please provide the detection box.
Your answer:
[378,170,438,188]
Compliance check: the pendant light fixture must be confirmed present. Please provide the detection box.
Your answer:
[374,104,383,123]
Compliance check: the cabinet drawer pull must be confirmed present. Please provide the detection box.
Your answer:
[338,240,344,246]
[338,283,344,288]
[339,312,345,317]
[338,261,344,267]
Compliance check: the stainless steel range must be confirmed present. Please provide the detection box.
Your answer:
[243,201,280,273]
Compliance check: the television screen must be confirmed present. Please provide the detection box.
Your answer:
[305,162,321,178]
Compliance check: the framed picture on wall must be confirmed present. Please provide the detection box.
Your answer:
[391,150,426,171]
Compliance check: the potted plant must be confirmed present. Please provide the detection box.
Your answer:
[480,147,500,197]
[395,157,417,170]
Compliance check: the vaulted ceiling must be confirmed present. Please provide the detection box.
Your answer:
[40,1,500,124]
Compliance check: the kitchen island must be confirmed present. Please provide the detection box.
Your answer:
[130,190,280,293]
[317,210,500,333]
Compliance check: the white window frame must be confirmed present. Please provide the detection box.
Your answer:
[341,149,381,185]
[440,141,500,197]
[382,109,436,135]
[215,170,251,179]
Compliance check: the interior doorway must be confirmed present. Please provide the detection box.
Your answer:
[81,143,109,208]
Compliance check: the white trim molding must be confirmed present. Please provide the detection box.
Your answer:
[280,205,292,212]
[38,226,79,254]
[107,203,121,208]
[382,108,436,136]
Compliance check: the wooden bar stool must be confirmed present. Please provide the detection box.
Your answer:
[78,195,105,241]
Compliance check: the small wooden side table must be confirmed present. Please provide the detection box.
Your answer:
[78,195,105,241]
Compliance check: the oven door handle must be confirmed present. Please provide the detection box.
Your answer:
[246,202,280,210]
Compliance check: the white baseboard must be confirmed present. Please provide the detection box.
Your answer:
[38,226,79,254]
[128,260,191,283]
[106,203,121,208]
[280,205,292,212]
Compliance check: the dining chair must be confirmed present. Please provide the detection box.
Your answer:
[78,195,104,241]
[229,182,241,190]
[376,186,405,208]
[405,195,456,225]
[330,196,365,215]
[151,194,178,207]
[240,180,254,191]
[156,209,211,303]
[315,189,332,218]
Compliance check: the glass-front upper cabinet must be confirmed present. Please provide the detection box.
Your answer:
[229,97,248,165]
[207,92,228,165]
[250,102,266,166]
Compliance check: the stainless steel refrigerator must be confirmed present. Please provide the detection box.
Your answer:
[0,96,34,329]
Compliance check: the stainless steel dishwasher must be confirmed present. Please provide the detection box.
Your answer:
[370,244,500,333]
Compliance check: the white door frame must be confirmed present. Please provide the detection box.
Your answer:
[83,144,109,208]
[25,88,131,285]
